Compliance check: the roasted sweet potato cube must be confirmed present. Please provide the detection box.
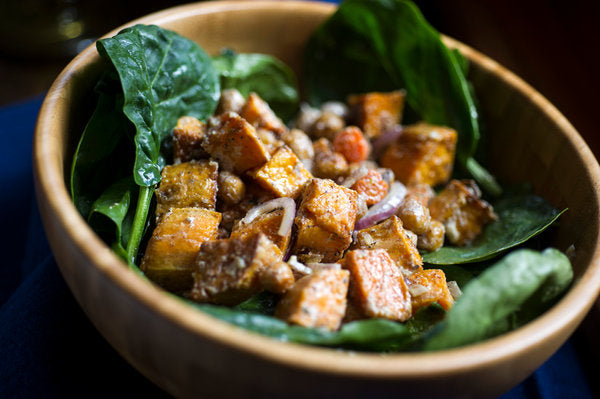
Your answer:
[249,145,312,199]
[140,208,221,293]
[239,92,287,135]
[343,249,412,321]
[231,208,291,254]
[294,179,359,261]
[381,122,457,186]
[202,112,270,173]
[190,234,293,305]
[348,90,405,139]
[353,215,423,275]
[275,268,350,331]
[155,160,218,220]
[429,179,497,246]
[406,269,454,313]
[172,116,207,163]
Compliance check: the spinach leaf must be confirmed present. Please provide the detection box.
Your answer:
[212,50,299,121]
[95,24,220,264]
[423,193,566,265]
[87,177,135,260]
[424,248,572,350]
[303,0,500,195]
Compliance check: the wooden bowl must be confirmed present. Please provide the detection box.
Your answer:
[33,1,600,398]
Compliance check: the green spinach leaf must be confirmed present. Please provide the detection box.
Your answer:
[424,248,572,350]
[95,24,221,264]
[423,194,566,265]
[212,50,299,121]
[303,0,500,195]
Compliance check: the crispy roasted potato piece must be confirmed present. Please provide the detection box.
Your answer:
[275,268,350,331]
[381,122,457,186]
[141,208,221,293]
[155,160,218,220]
[429,179,497,246]
[190,234,294,305]
[249,145,312,199]
[343,249,412,321]
[239,92,287,135]
[348,90,405,139]
[202,112,270,174]
[172,116,207,163]
[294,178,359,262]
[353,215,423,275]
[231,208,291,254]
[406,268,454,313]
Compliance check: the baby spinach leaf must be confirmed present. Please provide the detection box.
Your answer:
[87,177,135,260]
[95,24,221,264]
[424,248,572,350]
[304,0,500,195]
[423,194,565,265]
[96,24,220,188]
[212,50,299,121]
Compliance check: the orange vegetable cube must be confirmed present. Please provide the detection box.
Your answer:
[294,179,359,262]
[333,126,370,163]
[348,90,405,139]
[202,111,270,174]
[351,169,388,206]
[172,116,207,163]
[381,122,457,186]
[231,208,291,254]
[343,249,412,321]
[429,179,497,246]
[239,92,287,135]
[275,268,350,331]
[190,234,294,305]
[248,145,312,199]
[140,207,221,293]
[155,160,218,220]
[406,269,454,313]
[353,215,423,275]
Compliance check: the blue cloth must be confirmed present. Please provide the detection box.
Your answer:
[0,97,594,398]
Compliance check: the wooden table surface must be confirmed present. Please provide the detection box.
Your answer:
[1,0,599,393]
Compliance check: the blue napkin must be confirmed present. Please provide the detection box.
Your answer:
[0,97,594,398]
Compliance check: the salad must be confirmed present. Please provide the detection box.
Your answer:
[70,0,571,352]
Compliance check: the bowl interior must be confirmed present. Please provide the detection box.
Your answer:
[33,1,600,398]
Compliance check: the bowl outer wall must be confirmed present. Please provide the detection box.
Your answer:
[32,1,600,398]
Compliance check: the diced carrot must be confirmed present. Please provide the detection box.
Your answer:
[333,126,370,163]
[351,169,388,206]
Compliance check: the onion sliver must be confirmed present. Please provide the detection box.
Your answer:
[354,181,407,230]
[240,197,296,236]
[371,124,403,158]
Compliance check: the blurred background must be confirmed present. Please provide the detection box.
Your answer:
[1,0,599,393]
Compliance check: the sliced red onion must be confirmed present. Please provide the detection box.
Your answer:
[240,197,296,236]
[371,124,404,159]
[341,164,369,188]
[354,181,407,230]
[447,280,462,300]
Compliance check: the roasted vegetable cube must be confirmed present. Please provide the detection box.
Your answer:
[155,160,218,220]
[381,122,457,186]
[294,178,359,262]
[343,249,412,321]
[140,207,221,293]
[353,215,423,275]
[172,116,207,163]
[348,90,405,139]
[249,145,312,199]
[231,208,291,254]
[275,268,350,331]
[202,112,270,173]
[239,92,287,135]
[429,179,497,246]
[190,234,294,305]
[406,269,454,313]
